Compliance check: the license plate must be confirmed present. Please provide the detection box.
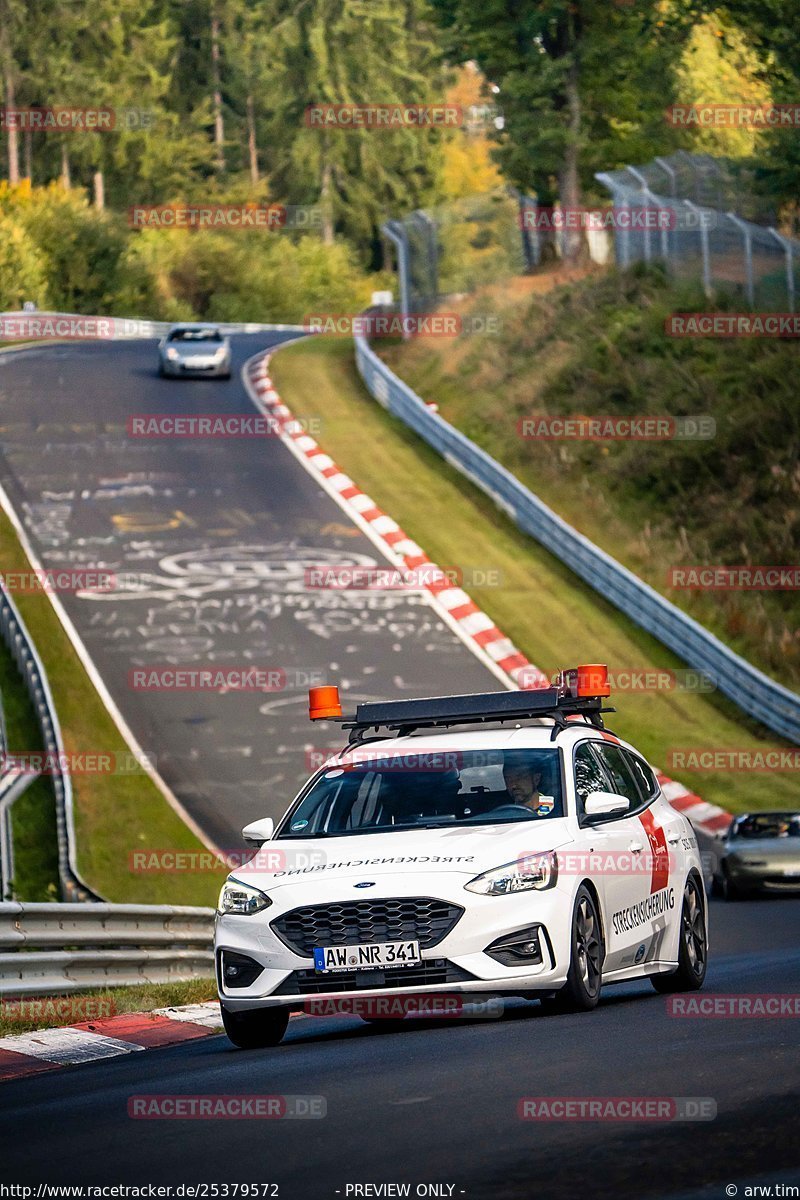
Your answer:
[313,940,421,973]
[184,357,210,367]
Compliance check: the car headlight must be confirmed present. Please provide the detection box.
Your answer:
[217,877,272,915]
[465,851,558,896]
[166,347,180,361]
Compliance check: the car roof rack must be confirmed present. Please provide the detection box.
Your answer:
[308,666,616,745]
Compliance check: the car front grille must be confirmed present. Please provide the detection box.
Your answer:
[271,897,463,958]
[272,959,476,996]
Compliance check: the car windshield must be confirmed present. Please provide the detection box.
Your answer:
[169,327,222,342]
[731,813,800,840]
[276,748,564,838]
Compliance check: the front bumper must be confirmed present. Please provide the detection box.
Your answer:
[215,873,574,1012]
[160,357,231,377]
[726,858,800,892]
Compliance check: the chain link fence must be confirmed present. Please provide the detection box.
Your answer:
[596,151,799,311]
[382,152,798,316]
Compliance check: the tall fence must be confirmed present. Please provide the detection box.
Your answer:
[382,189,543,323]
[596,151,799,310]
[353,332,800,746]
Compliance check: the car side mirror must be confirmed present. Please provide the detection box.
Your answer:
[242,817,274,845]
[584,791,630,820]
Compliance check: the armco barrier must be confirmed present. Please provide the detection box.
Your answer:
[0,310,308,339]
[0,902,214,995]
[354,334,800,745]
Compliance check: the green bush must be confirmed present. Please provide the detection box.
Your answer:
[0,208,51,311]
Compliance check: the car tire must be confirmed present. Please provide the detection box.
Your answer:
[541,884,604,1013]
[220,1004,289,1049]
[720,867,748,902]
[651,874,707,993]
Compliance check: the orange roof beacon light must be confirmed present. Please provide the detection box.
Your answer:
[576,663,611,698]
[308,685,343,721]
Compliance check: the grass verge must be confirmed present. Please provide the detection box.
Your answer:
[378,265,800,689]
[271,335,797,813]
[0,978,216,1037]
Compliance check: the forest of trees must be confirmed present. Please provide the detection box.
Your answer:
[1,0,799,316]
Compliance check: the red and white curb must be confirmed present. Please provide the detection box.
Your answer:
[0,1002,223,1082]
[243,349,733,842]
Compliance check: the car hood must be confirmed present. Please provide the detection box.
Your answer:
[232,821,575,892]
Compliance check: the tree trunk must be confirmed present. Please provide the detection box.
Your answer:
[559,58,582,262]
[4,65,19,185]
[23,126,32,181]
[211,6,225,171]
[320,150,334,246]
[246,93,258,184]
[93,169,105,210]
[60,143,71,189]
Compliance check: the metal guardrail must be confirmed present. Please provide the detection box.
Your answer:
[0,902,215,995]
[0,310,308,339]
[353,333,800,745]
[0,579,101,901]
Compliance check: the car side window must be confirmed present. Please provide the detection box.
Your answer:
[594,744,643,807]
[573,743,609,816]
[624,752,658,804]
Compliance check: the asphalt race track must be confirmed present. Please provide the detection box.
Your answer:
[1,898,799,1197]
[0,336,494,847]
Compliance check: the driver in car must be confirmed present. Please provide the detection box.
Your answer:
[502,760,546,812]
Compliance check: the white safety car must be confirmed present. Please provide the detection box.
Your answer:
[215,666,708,1047]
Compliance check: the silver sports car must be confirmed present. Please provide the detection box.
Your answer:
[714,811,800,900]
[158,324,232,379]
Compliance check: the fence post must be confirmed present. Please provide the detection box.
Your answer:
[685,201,712,298]
[768,228,795,313]
[625,167,653,264]
[726,212,754,307]
[654,155,677,198]
[381,221,411,340]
